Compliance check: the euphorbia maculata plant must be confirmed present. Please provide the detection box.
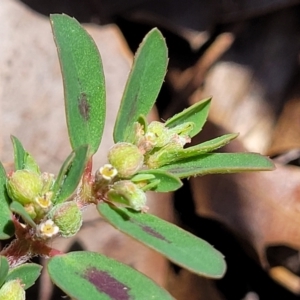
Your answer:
[0,14,274,299]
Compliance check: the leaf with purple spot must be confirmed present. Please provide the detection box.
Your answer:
[47,251,173,300]
[97,202,226,278]
[50,14,106,156]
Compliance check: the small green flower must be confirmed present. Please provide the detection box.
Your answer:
[108,142,144,178]
[0,279,25,300]
[7,170,43,205]
[49,202,82,238]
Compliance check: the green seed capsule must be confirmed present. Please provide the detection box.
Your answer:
[107,180,147,211]
[49,202,82,238]
[0,280,25,300]
[108,142,144,178]
[7,170,43,205]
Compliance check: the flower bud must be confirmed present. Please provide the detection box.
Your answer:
[7,170,43,204]
[147,121,170,148]
[49,202,82,237]
[0,280,25,300]
[107,180,147,211]
[145,142,183,169]
[108,142,144,178]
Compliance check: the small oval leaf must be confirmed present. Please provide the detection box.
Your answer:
[10,201,36,228]
[165,98,211,138]
[137,170,182,192]
[48,251,173,300]
[50,14,106,155]
[6,263,42,290]
[98,203,226,278]
[0,256,9,287]
[113,28,168,143]
[160,153,275,178]
[0,162,14,239]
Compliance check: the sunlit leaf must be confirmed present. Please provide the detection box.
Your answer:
[114,28,168,143]
[98,203,226,278]
[50,14,106,156]
[48,251,173,300]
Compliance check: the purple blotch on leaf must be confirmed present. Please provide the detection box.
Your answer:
[130,219,171,243]
[78,92,90,121]
[141,225,171,243]
[83,267,131,300]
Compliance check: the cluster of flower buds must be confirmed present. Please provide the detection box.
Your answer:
[7,170,54,221]
[94,119,195,212]
[141,121,194,168]
[6,168,83,240]
[107,180,148,212]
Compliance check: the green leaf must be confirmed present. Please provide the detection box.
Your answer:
[50,14,106,156]
[24,154,40,174]
[98,203,226,278]
[52,145,89,204]
[11,136,40,173]
[160,152,275,178]
[113,28,168,143]
[0,162,14,239]
[0,256,9,288]
[10,201,36,228]
[11,136,26,170]
[137,115,148,132]
[137,169,182,192]
[188,133,239,154]
[6,263,42,290]
[147,133,239,168]
[165,98,211,138]
[51,151,75,202]
[131,173,155,182]
[48,251,173,300]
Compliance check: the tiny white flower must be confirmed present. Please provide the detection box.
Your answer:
[37,219,59,239]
